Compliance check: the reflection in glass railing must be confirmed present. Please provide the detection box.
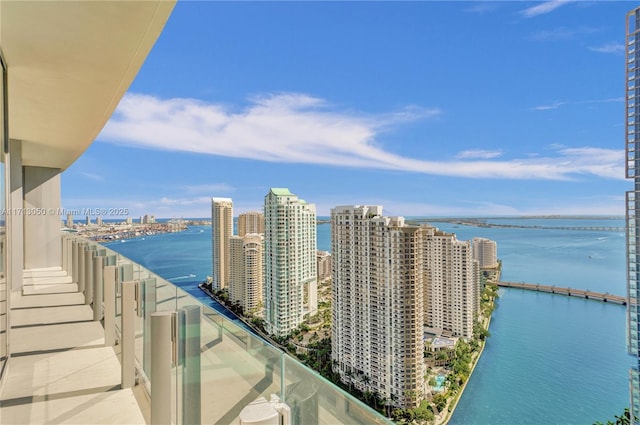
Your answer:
[66,235,391,425]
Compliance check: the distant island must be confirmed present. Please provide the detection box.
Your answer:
[71,220,189,242]
[406,217,624,232]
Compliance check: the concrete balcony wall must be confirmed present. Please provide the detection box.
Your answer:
[9,139,23,291]
[23,166,61,269]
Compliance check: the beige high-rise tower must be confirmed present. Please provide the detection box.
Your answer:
[331,205,480,409]
[424,230,480,338]
[472,237,498,269]
[238,211,264,237]
[211,197,233,291]
[229,233,264,314]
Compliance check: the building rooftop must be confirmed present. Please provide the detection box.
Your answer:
[269,188,293,196]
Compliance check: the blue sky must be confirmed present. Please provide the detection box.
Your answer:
[63,1,633,218]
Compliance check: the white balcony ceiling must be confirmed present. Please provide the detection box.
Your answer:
[1,0,175,170]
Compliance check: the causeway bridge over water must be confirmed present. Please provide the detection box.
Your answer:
[497,281,629,305]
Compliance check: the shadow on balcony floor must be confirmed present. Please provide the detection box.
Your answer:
[0,267,148,424]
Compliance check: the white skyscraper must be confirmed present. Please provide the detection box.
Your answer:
[331,205,480,409]
[264,188,317,337]
[211,197,233,291]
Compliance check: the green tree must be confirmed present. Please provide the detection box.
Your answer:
[594,408,636,425]
[473,320,491,340]
[433,393,447,412]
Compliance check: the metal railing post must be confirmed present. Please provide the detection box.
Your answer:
[72,240,80,288]
[142,278,157,378]
[104,265,116,347]
[151,311,174,425]
[66,238,73,274]
[92,255,104,321]
[84,246,95,306]
[121,280,137,389]
[78,242,86,294]
[61,235,68,273]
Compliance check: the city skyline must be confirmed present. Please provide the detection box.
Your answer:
[62,1,628,218]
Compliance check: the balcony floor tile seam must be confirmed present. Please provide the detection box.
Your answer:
[10,344,107,358]
[11,319,95,329]
[10,303,85,310]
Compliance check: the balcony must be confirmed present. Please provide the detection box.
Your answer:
[1,234,392,425]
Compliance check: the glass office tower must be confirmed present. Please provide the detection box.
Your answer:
[626,7,640,422]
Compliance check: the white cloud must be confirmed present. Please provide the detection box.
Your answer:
[531,97,622,111]
[521,0,572,18]
[528,26,600,42]
[100,92,623,181]
[181,183,235,195]
[532,101,565,111]
[79,172,104,181]
[455,149,503,159]
[464,2,499,15]
[159,196,211,206]
[588,42,625,54]
[314,198,622,217]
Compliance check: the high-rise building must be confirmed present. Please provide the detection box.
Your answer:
[472,237,498,269]
[66,214,73,228]
[238,211,264,237]
[229,233,264,314]
[85,216,91,225]
[211,198,233,291]
[96,216,103,226]
[316,250,332,282]
[331,205,480,409]
[425,230,480,338]
[0,5,389,424]
[626,7,640,419]
[264,188,317,337]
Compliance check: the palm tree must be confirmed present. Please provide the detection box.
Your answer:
[346,369,354,392]
[381,396,390,417]
[362,374,371,390]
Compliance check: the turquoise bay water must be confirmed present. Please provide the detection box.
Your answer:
[105,218,633,424]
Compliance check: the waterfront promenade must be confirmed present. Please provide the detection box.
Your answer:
[497,281,627,304]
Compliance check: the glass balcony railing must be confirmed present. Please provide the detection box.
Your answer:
[63,233,392,425]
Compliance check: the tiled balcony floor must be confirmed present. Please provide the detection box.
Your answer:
[0,267,148,424]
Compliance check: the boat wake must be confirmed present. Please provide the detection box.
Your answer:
[169,273,197,281]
